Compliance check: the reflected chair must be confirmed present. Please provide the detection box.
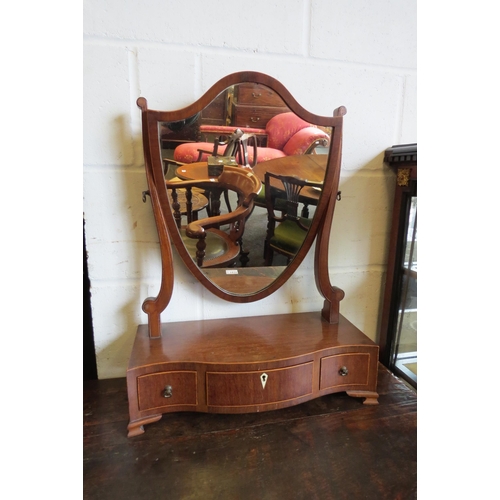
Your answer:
[166,166,261,268]
[263,171,322,266]
[164,128,257,214]
[172,112,330,167]
[170,128,258,168]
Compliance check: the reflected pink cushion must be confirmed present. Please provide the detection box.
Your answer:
[282,127,330,156]
[250,148,286,164]
[173,113,327,166]
[174,142,286,165]
[174,142,218,163]
[265,112,312,150]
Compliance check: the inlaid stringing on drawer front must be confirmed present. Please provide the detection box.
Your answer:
[206,362,313,407]
[137,371,198,411]
[320,353,371,390]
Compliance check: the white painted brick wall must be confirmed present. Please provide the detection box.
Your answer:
[83,0,417,378]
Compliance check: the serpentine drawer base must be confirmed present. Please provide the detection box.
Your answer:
[126,312,379,437]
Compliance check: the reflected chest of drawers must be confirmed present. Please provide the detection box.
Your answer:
[230,82,289,129]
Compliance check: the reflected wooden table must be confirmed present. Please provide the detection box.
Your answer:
[176,155,328,212]
[175,162,227,216]
[175,162,212,180]
[167,189,208,221]
[203,266,285,295]
[252,154,327,205]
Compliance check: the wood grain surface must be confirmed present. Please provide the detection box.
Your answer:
[84,364,417,499]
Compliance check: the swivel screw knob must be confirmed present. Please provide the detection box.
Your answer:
[339,366,349,377]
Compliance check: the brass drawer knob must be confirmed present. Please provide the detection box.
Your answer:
[339,366,349,377]
[163,385,173,398]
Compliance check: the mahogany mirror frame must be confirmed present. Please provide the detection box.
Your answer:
[137,71,346,337]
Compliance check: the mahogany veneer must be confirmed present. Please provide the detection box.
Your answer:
[85,367,416,500]
[128,72,379,437]
[127,312,378,437]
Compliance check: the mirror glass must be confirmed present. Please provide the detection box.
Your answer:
[157,83,331,296]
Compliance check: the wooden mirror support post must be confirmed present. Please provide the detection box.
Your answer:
[126,72,379,437]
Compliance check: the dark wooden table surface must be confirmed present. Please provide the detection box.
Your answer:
[175,155,327,205]
[83,364,416,499]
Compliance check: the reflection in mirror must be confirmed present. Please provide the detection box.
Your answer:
[157,83,331,296]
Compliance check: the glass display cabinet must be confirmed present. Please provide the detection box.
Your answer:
[380,144,417,388]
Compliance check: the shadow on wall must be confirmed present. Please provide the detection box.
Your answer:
[108,111,207,376]
[84,218,98,381]
[328,152,396,342]
[93,114,162,378]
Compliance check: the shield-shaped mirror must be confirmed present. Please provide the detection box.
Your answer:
[138,72,345,304]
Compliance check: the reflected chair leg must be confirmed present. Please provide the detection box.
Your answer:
[264,243,273,266]
[209,191,222,217]
[223,189,232,213]
[204,192,212,217]
[239,238,250,267]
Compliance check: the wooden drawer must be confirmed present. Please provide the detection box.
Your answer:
[236,83,286,107]
[320,353,371,390]
[232,103,289,129]
[206,362,313,407]
[137,371,197,411]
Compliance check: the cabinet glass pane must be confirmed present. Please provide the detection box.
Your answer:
[393,196,417,387]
